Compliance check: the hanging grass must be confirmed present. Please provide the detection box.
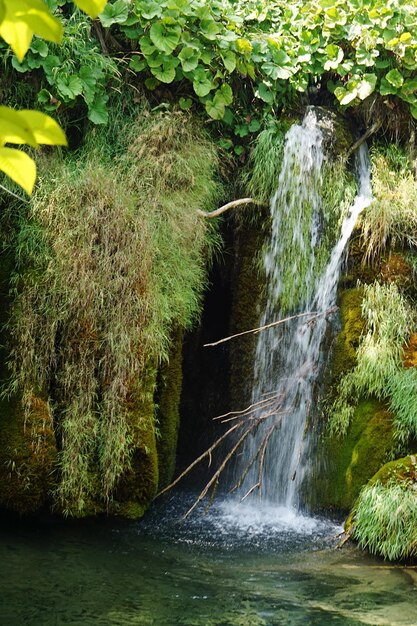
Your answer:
[353,479,417,561]
[360,144,417,262]
[5,107,223,515]
[329,282,417,443]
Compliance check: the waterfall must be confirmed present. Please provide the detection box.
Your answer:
[236,110,372,510]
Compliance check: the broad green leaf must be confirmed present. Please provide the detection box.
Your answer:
[179,97,193,110]
[150,21,181,54]
[140,36,156,57]
[205,95,225,120]
[357,74,377,100]
[0,147,36,195]
[178,46,200,72]
[56,74,83,99]
[129,56,147,72]
[193,71,214,97]
[256,82,274,103]
[385,68,404,88]
[200,19,220,41]
[340,89,358,105]
[99,0,128,28]
[87,93,108,125]
[379,77,398,95]
[151,62,176,83]
[221,51,236,73]
[19,110,67,145]
[0,106,37,146]
[410,105,417,120]
[218,83,233,106]
[74,0,107,18]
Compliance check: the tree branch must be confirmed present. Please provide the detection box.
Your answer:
[197,197,258,218]
[346,121,382,159]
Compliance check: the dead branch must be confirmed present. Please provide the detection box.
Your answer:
[204,306,338,348]
[197,198,258,218]
[346,120,382,159]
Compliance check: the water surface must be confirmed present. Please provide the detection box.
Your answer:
[1,493,417,625]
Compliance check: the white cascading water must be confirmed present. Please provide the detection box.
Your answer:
[235,109,373,512]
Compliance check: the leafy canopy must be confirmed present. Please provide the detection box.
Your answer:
[0,0,107,194]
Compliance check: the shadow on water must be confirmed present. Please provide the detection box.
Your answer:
[1,492,417,626]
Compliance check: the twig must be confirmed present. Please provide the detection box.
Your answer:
[346,121,382,159]
[197,197,258,218]
[157,421,242,497]
[204,307,338,348]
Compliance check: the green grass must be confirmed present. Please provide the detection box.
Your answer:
[329,282,417,444]
[4,105,223,514]
[360,144,417,262]
[353,479,417,561]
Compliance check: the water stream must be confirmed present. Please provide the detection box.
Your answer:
[237,110,372,509]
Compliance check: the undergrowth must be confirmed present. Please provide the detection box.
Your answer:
[329,282,417,444]
[353,479,417,561]
[361,144,417,262]
[5,106,222,514]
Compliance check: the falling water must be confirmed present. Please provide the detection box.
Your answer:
[237,110,373,510]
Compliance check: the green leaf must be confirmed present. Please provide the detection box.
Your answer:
[99,0,128,27]
[56,74,83,100]
[379,77,398,96]
[205,95,225,120]
[221,51,236,73]
[256,82,274,104]
[179,97,193,110]
[218,83,233,106]
[340,89,358,105]
[193,71,214,97]
[385,68,404,88]
[150,21,181,54]
[150,61,176,84]
[357,74,377,100]
[87,93,108,125]
[129,56,147,72]
[140,36,156,57]
[0,146,36,194]
[200,19,220,41]
[178,46,200,72]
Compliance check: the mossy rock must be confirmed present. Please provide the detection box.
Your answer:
[330,287,365,386]
[310,399,395,513]
[229,219,266,410]
[0,394,57,515]
[347,455,417,560]
[111,369,159,519]
[156,327,184,490]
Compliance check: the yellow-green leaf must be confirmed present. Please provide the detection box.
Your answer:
[74,0,107,19]
[0,106,37,146]
[0,0,63,62]
[19,110,67,146]
[0,147,36,195]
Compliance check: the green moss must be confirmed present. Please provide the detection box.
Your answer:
[311,399,395,512]
[330,287,365,385]
[0,394,57,514]
[156,327,184,490]
[229,220,266,410]
[110,374,159,519]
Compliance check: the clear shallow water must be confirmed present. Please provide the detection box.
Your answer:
[1,493,417,626]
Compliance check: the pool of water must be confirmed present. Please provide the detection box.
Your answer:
[1,493,416,625]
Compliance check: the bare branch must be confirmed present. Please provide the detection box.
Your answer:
[346,121,382,159]
[197,198,258,218]
[204,307,338,348]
